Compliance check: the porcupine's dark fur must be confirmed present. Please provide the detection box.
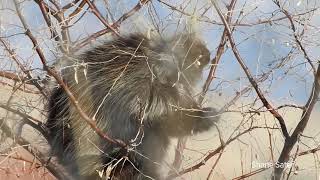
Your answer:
[46,33,218,180]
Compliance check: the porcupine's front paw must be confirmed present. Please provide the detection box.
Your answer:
[192,107,219,133]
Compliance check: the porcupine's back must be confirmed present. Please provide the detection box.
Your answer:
[46,34,169,178]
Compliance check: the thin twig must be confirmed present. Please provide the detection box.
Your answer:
[83,0,119,36]
[273,0,316,74]
[74,0,150,49]
[0,38,47,98]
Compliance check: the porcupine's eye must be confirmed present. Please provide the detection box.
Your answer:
[195,55,202,68]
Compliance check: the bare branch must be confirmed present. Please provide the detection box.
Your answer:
[273,0,316,74]
[211,0,290,139]
[74,0,150,49]
[273,64,320,179]
[0,38,47,98]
